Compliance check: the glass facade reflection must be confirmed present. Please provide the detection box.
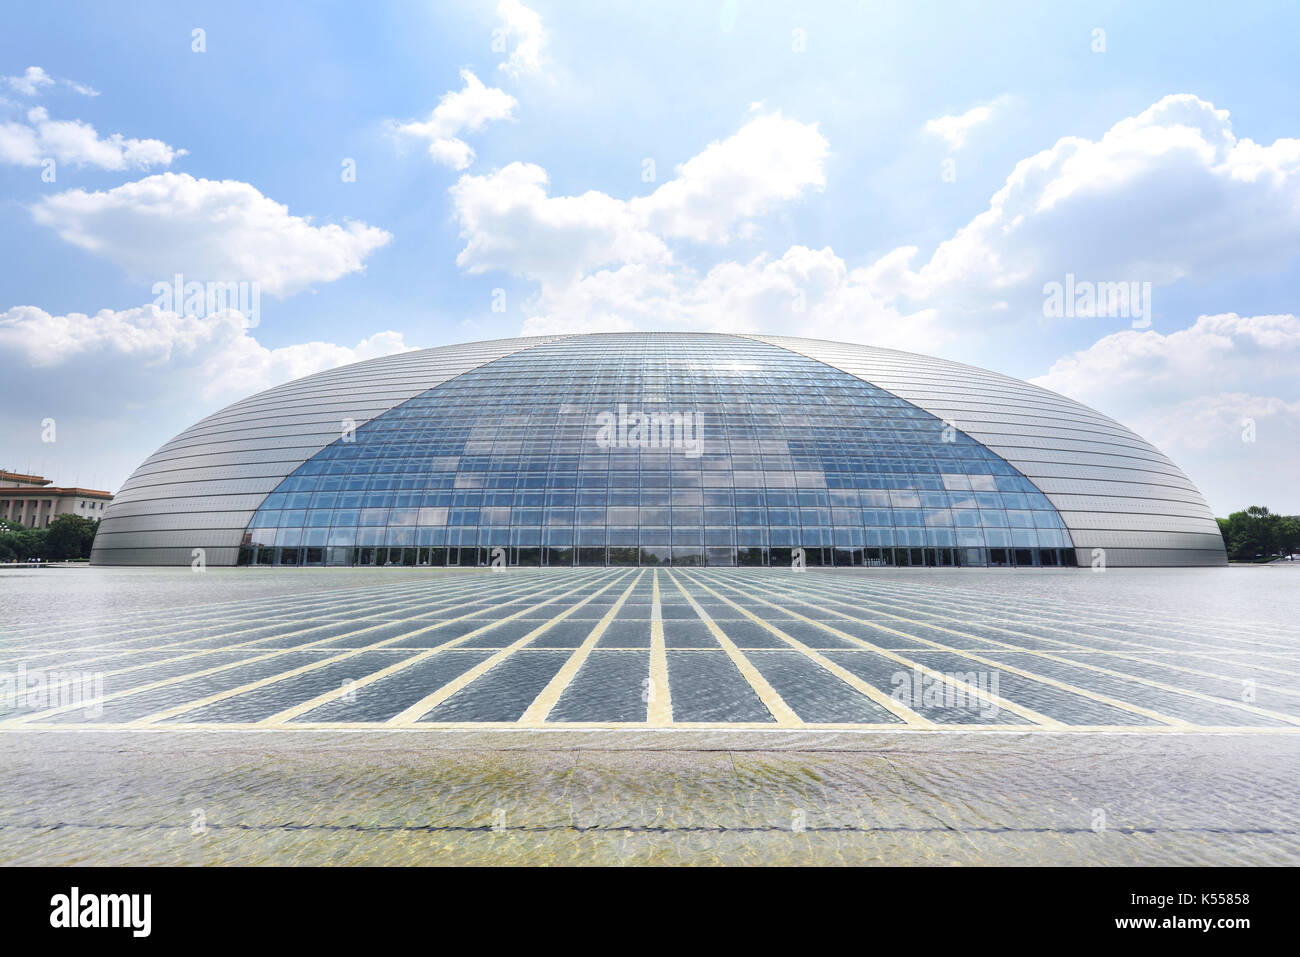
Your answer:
[239,335,1075,568]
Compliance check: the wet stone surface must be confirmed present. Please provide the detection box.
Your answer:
[0,730,1296,865]
[1,565,1296,730]
[1,565,1297,863]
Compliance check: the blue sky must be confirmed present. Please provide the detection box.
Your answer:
[2,1,1298,513]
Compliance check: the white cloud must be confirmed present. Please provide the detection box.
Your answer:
[0,105,185,170]
[876,95,1300,312]
[4,66,54,96]
[0,304,410,392]
[425,137,475,170]
[630,112,829,242]
[449,110,924,345]
[1032,313,1300,404]
[451,161,671,282]
[0,303,412,492]
[496,0,547,78]
[924,97,1007,151]
[451,111,826,284]
[31,173,392,296]
[1032,313,1300,512]
[519,246,940,351]
[395,69,516,169]
[0,120,40,165]
[446,94,1300,374]
[1134,393,1300,455]
[3,66,99,97]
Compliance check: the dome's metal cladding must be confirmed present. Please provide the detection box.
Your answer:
[90,333,1226,568]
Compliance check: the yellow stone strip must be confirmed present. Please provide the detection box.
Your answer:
[2,574,538,697]
[2,570,607,726]
[665,571,802,727]
[647,569,673,725]
[6,580,455,648]
[758,574,1300,727]
[699,573,1074,728]
[9,572,496,643]
[806,578,1300,694]
[139,570,621,728]
[385,571,633,726]
[518,571,645,725]
[676,570,932,727]
[711,574,1187,727]
[7,572,515,662]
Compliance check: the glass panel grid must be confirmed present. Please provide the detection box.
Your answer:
[242,335,1072,567]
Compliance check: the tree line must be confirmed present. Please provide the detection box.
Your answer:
[0,514,99,562]
[1216,506,1300,562]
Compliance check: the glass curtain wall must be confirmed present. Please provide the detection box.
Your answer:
[240,334,1074,568]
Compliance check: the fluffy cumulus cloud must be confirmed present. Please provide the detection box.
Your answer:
[0,304,412,491]
[451,161,672,282]
[452,95,1300,356]
[1033,313,1300,404]
[629,112,829,242]
[395,69,516,169]
[1033,313,1300,511]
[452,111,827,275]
[496,0,547,78]
[449,110,931,346]
[0,106,184,170]
[924,97,1009,151]
[30,173,392,296]
[873,95,1300,312]
[0,66,166,169]
[908,93,1300,512]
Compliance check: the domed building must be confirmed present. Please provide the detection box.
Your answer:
[90,333,1227,568]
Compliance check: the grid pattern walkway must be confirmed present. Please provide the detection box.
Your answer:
[3,570,1299,731]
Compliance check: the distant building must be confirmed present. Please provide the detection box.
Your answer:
[0,470,113,528]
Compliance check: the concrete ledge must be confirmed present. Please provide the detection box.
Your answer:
[5,726,1300,754]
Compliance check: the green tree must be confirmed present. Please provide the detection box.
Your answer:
[43,514,99,561]
[1217,506,1297,560]
[1278,515,1300,558]
[0,522,48,562]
